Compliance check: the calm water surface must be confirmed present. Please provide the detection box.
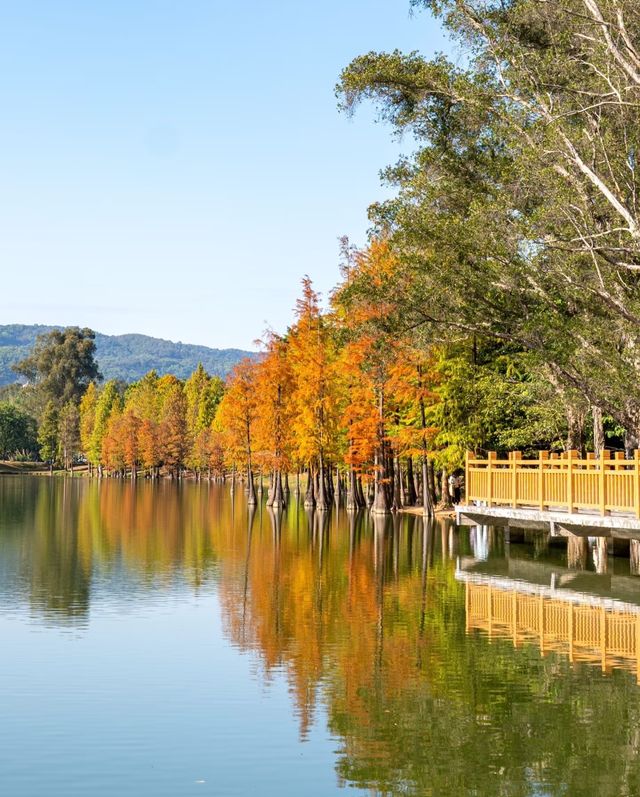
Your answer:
[1,476,640,796]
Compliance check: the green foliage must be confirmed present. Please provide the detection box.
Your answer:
[13,327,101,412]
[336,0,640,439]
[0,402,38,459]
[58,401,80,469]
[430,344,566,467]
[88,382,122,467]
[38,402,59,465]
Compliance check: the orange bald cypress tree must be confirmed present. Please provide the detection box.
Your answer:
[157,375,188,478]
[386,348,440,515]
[254,333,295,508]
[332,241,405,514]
[215,359,259,505]
[288,278,342,510]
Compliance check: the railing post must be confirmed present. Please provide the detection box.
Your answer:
[465,449,470,502]
[567,450,577,514]
[635,450,640,519]
[599,449,608,516]
[511,451,521,508]
[538,451,548,511]
[487,451,496,507]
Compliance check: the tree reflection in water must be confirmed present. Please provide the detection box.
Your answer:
[1,476,640,796]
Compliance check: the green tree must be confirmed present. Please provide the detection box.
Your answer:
[88,381,121,474]
[38,401,59,472]
[0,402,37,459]
[58,401,80,471]
[79,382,97,467]
[13,327,101,412]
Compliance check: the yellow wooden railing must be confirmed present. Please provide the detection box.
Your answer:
[466,581,640,680]
[465,450,640,517]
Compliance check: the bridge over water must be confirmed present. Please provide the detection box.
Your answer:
[459,450,640,542]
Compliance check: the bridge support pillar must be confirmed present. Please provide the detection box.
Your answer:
[567,535,588,570]
[631,540,640,575]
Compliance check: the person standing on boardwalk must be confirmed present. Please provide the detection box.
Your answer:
[448,473,457,504]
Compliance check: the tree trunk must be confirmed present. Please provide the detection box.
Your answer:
[422,458,434,517]
[427,459,437,506]
[304,466,316,509]
[347,466,358,510]
[272,470,285,508]
[439,468,453,510]
[566,405,586,454]
[326,465,335,502]
[366,479,374,508]
[592,406,605,457]
[406,457,417,505]
[393,455,403,511]
[247,466,257,506]
[316,457,330,510]
[372,451,391,515]
[266,468,274,506]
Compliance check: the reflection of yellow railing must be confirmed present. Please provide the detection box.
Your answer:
[466,450,640,517]
[466,582,640,680]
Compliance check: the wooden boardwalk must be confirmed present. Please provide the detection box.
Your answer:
[466,450,640,518]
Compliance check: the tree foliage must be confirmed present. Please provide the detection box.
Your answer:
[13,327,101,412]
[336,0,640,443]
[0,402,37,460]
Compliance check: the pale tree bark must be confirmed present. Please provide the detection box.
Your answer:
[592,405,605,456]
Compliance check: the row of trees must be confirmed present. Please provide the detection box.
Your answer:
[57,270,440,515]
[0,265,600,514]
[78,366,224,479]
[69,244,580,515]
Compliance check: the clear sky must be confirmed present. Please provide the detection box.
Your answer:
[0,1,449,351]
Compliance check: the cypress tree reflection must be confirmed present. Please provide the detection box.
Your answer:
[2,477,640,794]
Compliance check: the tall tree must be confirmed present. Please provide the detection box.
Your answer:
[254,333,295,507]
[79,382,97,470]
[88,381,121,474]
[58,401,80,471]
[38,401,59,473]
[13,327,101,411]
[216,359,259,504]
[289,278,342,509]
[157,375,188,478]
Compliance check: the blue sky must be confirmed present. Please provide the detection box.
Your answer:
[0,1,449,350]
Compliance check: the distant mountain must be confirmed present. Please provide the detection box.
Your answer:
[0,325,255,386]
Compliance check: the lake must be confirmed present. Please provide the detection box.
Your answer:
[1,476,640,796]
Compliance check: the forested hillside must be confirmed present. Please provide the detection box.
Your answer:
[0,325,252,386]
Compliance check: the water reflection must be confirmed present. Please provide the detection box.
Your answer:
[459,525,640,681]
[2,477,640,795]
